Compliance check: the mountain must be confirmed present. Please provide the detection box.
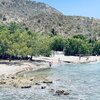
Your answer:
[0,0,100,39]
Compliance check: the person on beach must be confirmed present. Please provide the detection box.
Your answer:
[86,56,89,61]
[58,58,61,64]
[79,54,81,60]
[95,55,97,61]
[49,61,52,67]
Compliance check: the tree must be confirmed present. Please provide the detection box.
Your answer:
[73,34,87,40]
[93,41,100,55]
[0,23,52,58]
[64,38,91,56]
[0,33,10,55]
[51,36,65,51]
[7,28,31,57]
[32,36,51,57]
[8,22,20,34]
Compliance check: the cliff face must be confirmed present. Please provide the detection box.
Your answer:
[0,0,100,38]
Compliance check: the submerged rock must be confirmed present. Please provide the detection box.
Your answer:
[63,92,70,95]
[55,90,70,96]
[49,89,55,93]
[21,85,31,89]
[56,90,64,94]
[41,86,46,89]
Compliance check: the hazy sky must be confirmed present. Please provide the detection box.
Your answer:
[33,0,100,18]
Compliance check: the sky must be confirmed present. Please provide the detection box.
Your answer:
[33,0,100,18]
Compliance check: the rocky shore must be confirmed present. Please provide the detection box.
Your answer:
[0,55,100,88]
[0,60,50,88]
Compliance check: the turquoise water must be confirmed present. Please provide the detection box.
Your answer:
[0,62,100,100]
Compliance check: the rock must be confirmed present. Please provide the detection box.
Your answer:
[11,77,15,79]
[0,81,6,84]
[55,90,70,96]
[43,81,53,84]
[13,84,17,88]
[63,92,70,95]
[35,83,41,85]
[30,79,33,81]
[56,90,64,94]
[21,85,31,89]
[49,89,55,93]
[56,79,60,81]
[41,86,46,89]
[7,77,9,79]
[51,89,54,91]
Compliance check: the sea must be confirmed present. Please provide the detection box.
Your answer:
[0,62,100,100]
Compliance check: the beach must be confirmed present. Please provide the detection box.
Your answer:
[0,55,100,88]
[0,58,99,100]
[0,61,49,76]
[0,55,100,76]
[0,60,50,88]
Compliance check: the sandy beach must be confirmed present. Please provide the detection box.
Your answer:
[0,61,50,76]
[0,55,100,76]
[51,55,100,64]
[35,55,100,64]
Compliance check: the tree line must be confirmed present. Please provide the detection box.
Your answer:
[51,34,100,56]
[0,23,51,60]
[0,23,100,60]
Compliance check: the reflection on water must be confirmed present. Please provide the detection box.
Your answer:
[0,63,100,100]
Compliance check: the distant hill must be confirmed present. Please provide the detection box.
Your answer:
[0,0,100,39]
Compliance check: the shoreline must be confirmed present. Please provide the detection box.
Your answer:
[35,55,100,64]
[0,60,50,76]
[0,55,99,88]
[0,55,100,76]
[0,60,50,88]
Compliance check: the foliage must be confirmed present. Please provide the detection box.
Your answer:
[51,36,65,51]
[64,38,91,56]
[92,41,100,55]
[34,36,51,57]
[0,23,52,58]
[73,34,87,40]
[0,23,100,60]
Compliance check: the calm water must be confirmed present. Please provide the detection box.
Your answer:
[0,62,100,100]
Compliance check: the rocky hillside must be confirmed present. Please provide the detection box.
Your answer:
[0,0,100,38]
